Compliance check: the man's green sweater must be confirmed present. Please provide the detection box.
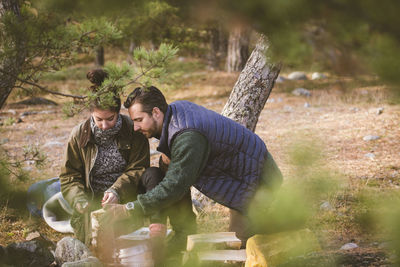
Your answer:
[133,131,210,216]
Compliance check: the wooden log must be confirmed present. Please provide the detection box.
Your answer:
[187,232,242,251]
[245,229,321,267]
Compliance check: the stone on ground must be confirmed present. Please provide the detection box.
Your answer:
[288,71,308,80]
[5,240,55,267]
[292,88,312,97]
[55,237,92,266]
[62,256,102,267]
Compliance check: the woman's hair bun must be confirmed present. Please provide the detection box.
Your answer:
[87,69,108,88]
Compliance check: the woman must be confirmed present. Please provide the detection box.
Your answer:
[59,69,150,244]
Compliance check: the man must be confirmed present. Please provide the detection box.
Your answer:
[104,86,282,249]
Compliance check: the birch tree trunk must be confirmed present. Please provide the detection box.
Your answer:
[0,0,26,109]
[222,34,281,132]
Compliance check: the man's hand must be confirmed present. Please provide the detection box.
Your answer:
[75,199,89,214]
[102,192,118,206]
[149,223,167,238]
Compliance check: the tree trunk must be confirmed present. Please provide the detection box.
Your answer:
[0,0,26,109]
[222,34,281,132]
[225,26,250,72]
[95,46,104,66]
[207,26,220,70]
[192,34,281,209]
[127,40,136,64]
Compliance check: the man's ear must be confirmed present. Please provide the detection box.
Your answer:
[152,107,162,118]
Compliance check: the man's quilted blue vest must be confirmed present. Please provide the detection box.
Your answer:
[157,101,269,213]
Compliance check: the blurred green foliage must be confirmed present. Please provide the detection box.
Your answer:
[249,139,340,235]
[62,43,178,116]
[40,66,89,81]
[199,0,400,88]
[3,0,398,99]
[0,144,46,208]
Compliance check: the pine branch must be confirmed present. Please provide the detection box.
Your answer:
[125,53,170,87]
[18,77,86,99]
[0,68,86,99]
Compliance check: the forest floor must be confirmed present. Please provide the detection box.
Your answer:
[0,55,399,266]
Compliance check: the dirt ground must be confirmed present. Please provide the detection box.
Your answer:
[1,65,399,265]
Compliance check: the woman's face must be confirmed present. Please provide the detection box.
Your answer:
[92,108,118,131]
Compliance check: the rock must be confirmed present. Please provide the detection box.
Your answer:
[23,166,34,172]
[376,107,384,115]
[43,141,64,148]
[21,111,39,116]
[311,72,327,80]
[283,106,293,112]
[320,201,333,211]
[363,135,380,141]
[39,110,57,114]
[276,76,286,83]
[304,102,311,108]
[6,240,55,266]
[26,231,41,241]
[365,153,375,159]
[6,109,16,115]
[62,256,102,267]
[55,237,92,266]
[288,71,308,80]
[371,242,379,247]
[292,88,312,97]
[14,97,58,106]
[0,245,7,262]
[191,188,215,211]
[340,243,358,250]
[0,138,9,144]
[25,232,55,249]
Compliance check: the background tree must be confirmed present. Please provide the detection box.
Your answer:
[222,34,280,131]
[0,0,27,109]
[225,25,250,72]
[0,1,122,109]
[188,0,400,92]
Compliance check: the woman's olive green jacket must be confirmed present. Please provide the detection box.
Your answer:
[59,114,150,209]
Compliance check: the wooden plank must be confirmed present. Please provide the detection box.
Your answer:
[187,232,242,251]
[198,249,247,262]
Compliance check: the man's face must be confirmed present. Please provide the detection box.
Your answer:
[128,103,160,138]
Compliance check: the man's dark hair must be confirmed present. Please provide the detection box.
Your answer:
[124,86,168,115]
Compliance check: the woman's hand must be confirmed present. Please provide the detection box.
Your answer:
[102,191,118,206]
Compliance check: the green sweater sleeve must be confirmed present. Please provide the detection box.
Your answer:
[134,131,210,216]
